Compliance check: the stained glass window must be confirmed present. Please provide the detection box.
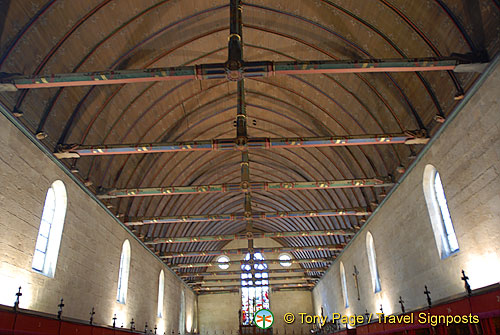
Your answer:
[241,252,270,325]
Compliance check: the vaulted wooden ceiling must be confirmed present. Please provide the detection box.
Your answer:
[0,0,498,291]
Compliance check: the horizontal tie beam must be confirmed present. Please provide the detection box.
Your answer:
[197,289,240,295]
[0,63,221,90]
[54,133,428,158]
[193,283,315,291]
[187,276,319,284]
[177,267,328,277]
[160,245,345,258]
[197,286,311,294]
[98,178,392,199]
[1,57,484,91]
[268,58,462,75]
[145,229,355,244]
[127,208,370,225]
[170,258,332,269]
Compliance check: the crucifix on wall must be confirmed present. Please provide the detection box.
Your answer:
[353,265,361,300]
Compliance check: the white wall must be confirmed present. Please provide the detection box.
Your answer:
[0,106,196,333]
[313,60,500,320]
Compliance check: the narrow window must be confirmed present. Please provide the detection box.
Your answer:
[423,165,459,259]
[32,180,67,278]
[179,289,186,334]
[217,255,230,269]
[340,261,349,308]
[157,270,164,318]
[366,232,381,293]
[117,240,131,304]
[279,253,292,267]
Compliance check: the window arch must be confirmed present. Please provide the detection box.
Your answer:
[340,261,349,308]
[423,165,459,259]
[241,252,270,325]
[117,240,131,304]
[157,270,164,318]
[32,180,67,278]
[366,232,381,293]
[217,255,230,269]
[279,253,292,267]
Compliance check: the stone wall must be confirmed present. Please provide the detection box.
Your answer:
[312,59,500,324]
[0,107,197,334]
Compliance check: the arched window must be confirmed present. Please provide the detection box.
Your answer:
[366,232,381,293]
[117,240,131,304]
[157,270,164,318]
[279,253,292,267]
[32,180,67,278]
[423,165,459,259]
[241,253,270,325]
[340,262,349,308]
[179,289,186,334]
[217,255,230,269]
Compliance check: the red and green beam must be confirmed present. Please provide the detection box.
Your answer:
[178,267,328,278]
[170,258,332,269]
[197,286,311,294]
[55,133,428,158]
[160,244,345,258]
[98,178,391,199]
[0,58,481,91]
[127,207,370,225]
[187,276,319,284]
[145,229,355,244]
[193,283,315,291]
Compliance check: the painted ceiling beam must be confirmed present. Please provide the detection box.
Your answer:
[193,283,315,291]
[177,267,328,277]
[197,289,239,295]
[170,258,332,269]
[187,276,318,284]
[145,229,355,244]
[54,133,428,158]
[0,58,484,91]
[190,279,315,291]
[160,245,345,258]
[98,178,392,199]
[272,287,312,292]
[127,207,370,225]
[197,287,311,294]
